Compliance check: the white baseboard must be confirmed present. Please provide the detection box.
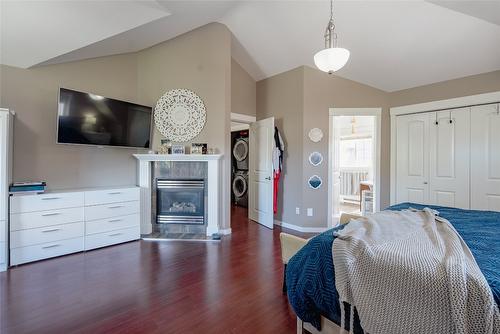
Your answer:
[273,220,328,233]
[219,228,232,235]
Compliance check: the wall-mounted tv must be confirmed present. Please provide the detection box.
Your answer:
[57,88,152,149]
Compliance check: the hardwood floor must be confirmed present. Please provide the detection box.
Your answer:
[0,206,314,334]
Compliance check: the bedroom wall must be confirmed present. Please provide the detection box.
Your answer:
[302,66,390,228]
[256,67,304,226]
[256,66,390,229]
[231,58,256,117]
[389,70,500,106]
[136,22,232,231]
[0,54,140,190]
[0,23,234,230]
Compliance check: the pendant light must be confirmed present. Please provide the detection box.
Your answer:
[314,0,350,73]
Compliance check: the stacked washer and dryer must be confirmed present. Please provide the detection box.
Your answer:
[231,130,249,207]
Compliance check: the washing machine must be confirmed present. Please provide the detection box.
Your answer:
[233,137,249,170]
[232,170,248,207]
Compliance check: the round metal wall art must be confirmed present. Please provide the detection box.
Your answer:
[154,89,207,143]
[309,152,323,166]
[308,175,323,189]
[308,128,323,143]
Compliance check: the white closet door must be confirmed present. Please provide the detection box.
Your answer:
[428,108,470,209]
[396,113,430,204]
[470,104,500,211]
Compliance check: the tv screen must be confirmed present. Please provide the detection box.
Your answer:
[57,88,152,148]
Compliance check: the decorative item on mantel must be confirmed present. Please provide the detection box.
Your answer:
[154,88,207,143]
[191,143,207,155]
[159,139,172,154]
[171,145,185,155]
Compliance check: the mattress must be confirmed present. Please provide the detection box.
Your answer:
[286,203,500,332]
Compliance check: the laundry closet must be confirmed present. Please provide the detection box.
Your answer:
[231,129,249,207]
[392,102,500,211]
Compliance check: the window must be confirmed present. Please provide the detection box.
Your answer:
[340,138,372,168]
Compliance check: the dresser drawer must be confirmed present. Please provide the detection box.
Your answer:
[10,222,84,248]
[10,192,84,214]
[85,201,140,221]
[85,187,139,206]
[84,226,140,250]
[85,214,139,235]
[10,207,84,231]
[10,237,84,265]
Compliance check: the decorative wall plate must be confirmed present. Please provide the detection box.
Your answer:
[308,128,323,142]
[308,175,323,189]
[154,89,206,142]
[309,152,323,166]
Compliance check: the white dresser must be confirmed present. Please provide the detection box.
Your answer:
[9,186,140,266]
[0,109,14,272]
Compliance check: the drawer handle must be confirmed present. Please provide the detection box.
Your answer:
[109,233,122,237]
[42,244,61,249]
[108,219,122,222]
[42,197,60,201]
[108,205,123,209]
[41,212,61,217]
[42,228,60,233]
[108,192,122,195]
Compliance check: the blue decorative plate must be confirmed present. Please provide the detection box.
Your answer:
[308,175,322,189]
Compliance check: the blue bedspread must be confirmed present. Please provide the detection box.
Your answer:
[286,203,500,331]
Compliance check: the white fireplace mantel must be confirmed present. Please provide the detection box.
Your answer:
[133,154,223,236]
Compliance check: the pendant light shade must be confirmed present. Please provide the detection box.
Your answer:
[314,47,350,74]
[314,0,350,73]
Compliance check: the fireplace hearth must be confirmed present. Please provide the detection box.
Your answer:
[156,179,205,225]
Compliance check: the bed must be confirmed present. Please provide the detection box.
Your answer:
[286,203,500,333]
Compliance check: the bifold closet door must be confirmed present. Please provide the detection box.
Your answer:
[470,104,500,211]
[428,108,470,209]
[395,113,430,204]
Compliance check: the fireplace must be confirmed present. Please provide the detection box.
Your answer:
[156,179,205,225]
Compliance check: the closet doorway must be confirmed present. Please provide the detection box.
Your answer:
[328,108,382,227]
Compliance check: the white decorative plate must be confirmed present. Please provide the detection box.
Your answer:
[309,152,323,166]
[154,89,206,142]
[308,128,323,143]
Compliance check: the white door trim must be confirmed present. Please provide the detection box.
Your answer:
[328,108,382,228]
[231,112,256,124]
[390,91,500,116]
[389,91,500,205]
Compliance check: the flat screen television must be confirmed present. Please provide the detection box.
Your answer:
[57,88,152,149]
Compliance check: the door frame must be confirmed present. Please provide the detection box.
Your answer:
[328,108,382,228]
[389,91,500,205]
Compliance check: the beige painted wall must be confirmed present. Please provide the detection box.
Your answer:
[256,67,303,226]
[0,54,140,190]
[390,70,500,106]
[302,66,390,228]
[0,23,234,230]
[137,22,232,230]
[231,58,256,117]
[257,66,500,229]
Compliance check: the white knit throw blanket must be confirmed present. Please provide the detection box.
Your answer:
[333,208,500,334]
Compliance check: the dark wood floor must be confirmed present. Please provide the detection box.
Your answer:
[0,206,313,334]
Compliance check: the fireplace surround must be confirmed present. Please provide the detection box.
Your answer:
[133,154,223,237]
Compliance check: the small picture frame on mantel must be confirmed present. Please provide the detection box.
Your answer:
[191,143,208,155]
[171,145,185,155]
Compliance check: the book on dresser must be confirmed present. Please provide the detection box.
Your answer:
[9,186,140,266]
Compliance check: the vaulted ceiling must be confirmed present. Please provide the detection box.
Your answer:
[1,1,500,92]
